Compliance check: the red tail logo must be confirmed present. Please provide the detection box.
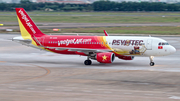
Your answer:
[16,8,44,37]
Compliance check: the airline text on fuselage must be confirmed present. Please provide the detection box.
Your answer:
[112,40,144,46]
[58,38,92,46]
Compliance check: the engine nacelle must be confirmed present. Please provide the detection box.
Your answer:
[118,56,134,60]
[96,52,115,63]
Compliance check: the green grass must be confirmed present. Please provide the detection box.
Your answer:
[1,11,180,35]
[1,11,180,23]
[2,11,180,15]
[1,26,180,35]
[1,15,180,23]
[40,26,180,35]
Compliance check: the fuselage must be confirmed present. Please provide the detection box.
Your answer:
[32,35,176,57]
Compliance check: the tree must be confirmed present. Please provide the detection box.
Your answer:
[20,0,31,4]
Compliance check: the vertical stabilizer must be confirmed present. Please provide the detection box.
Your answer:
[16,8,45,38]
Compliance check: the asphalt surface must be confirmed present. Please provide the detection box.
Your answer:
[0,34,180,101]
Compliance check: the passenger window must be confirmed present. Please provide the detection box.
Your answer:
[158,43,161,45]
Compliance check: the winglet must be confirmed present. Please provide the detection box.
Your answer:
[104,30,109,36]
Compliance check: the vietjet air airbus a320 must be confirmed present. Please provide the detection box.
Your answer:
[13,8,176,66]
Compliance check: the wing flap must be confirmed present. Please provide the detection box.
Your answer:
[47,47,111,53]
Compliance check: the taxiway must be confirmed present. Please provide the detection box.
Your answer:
[0,34,180,101]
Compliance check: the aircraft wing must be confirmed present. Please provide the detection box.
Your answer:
[46,47,112,53]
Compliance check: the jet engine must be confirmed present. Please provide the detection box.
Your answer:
[96,52,115,63]
[118,56,134,60]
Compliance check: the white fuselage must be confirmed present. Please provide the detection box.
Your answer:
[105,36,176,56]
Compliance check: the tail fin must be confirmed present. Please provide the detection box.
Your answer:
[16,8,45,38]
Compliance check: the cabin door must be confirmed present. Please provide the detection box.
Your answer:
[146,39,152,50]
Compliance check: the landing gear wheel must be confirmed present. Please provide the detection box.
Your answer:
[149,56,155,66]
[84,60,92,65]
[150,62,155,66]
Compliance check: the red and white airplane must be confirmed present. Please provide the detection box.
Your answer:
[13,8,176,66]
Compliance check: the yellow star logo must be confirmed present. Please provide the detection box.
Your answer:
[102,55,107,61]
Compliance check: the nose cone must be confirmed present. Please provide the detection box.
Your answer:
[170,46,176,54]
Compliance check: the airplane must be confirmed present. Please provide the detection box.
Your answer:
[12,8,176,66]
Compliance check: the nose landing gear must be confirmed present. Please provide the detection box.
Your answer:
[149,56,155,66]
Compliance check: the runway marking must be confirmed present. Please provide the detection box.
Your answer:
[0,63,51,84]
[169,96,180,100]
[30,64,51,79]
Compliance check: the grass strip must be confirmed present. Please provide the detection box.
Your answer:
[0,15,180,23]
[41,26,180,35]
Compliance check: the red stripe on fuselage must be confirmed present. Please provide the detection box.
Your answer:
[43,36,108,50]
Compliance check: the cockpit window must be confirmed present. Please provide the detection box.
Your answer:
[158,42,169,45]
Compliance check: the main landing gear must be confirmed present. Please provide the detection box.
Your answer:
[149,56,155,66]
[84,56,92,65]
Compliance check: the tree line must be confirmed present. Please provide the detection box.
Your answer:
[1,0,180,11]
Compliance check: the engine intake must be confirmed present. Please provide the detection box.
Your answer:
[96,52,115,63]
